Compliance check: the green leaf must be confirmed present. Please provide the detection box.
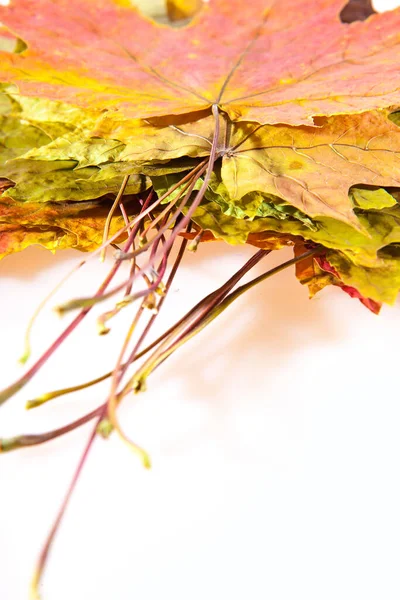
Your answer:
[192,196,400,268]
[152,171,203,205]
[205,169,317,229]
[2,160,150,203]
[350,186,397,210]
[0,117,53,166]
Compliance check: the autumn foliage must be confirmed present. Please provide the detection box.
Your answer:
[0,0,399,307]
[1,0,400,596]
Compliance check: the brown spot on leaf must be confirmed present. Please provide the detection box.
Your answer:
[340,0,375,24]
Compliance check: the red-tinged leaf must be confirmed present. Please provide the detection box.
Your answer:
[1,0,400,124]
[315,254,382,313]
[338,283,382,314]
[294,242,382,313]
[294,242,338,296]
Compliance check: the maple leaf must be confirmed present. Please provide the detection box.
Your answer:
[0,116,151,204]
[1,1,400,265]
[0,195,141,258]
[326,245,400,304]
[221,111,400,227]
[294,242,382,312]
[191,191,400,261]
[0,0,400,125]
[182,226,301,252]
[294,241,338,295]
[3,161,150,203]
[315,253,382,313]
[0,115,53,164]
[7,106,400,228]
[2,3,400,598]
[189,185,400,305]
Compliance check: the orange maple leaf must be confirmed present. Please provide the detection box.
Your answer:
[1,0,400,124]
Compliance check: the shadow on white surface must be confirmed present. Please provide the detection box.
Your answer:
[0,245,79,278]
[1,224,400,600]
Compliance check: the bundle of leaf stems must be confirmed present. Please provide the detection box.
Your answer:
[0,104,319,599]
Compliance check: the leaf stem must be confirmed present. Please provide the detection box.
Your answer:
[18,259,86,365]
[27,226,193,599]
[122,249,319,394]
[56,163,208,314]
[9,250,319,459]
[29,410,106,600]
[0,189,155,407]
[100,174,130,262]
[0,406,103,452]
[26,226,192,410]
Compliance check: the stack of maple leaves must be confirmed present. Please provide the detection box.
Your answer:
[2,0,400,594]
[1,0,400,313]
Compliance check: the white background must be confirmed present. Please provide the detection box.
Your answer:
[1,1,400,599]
